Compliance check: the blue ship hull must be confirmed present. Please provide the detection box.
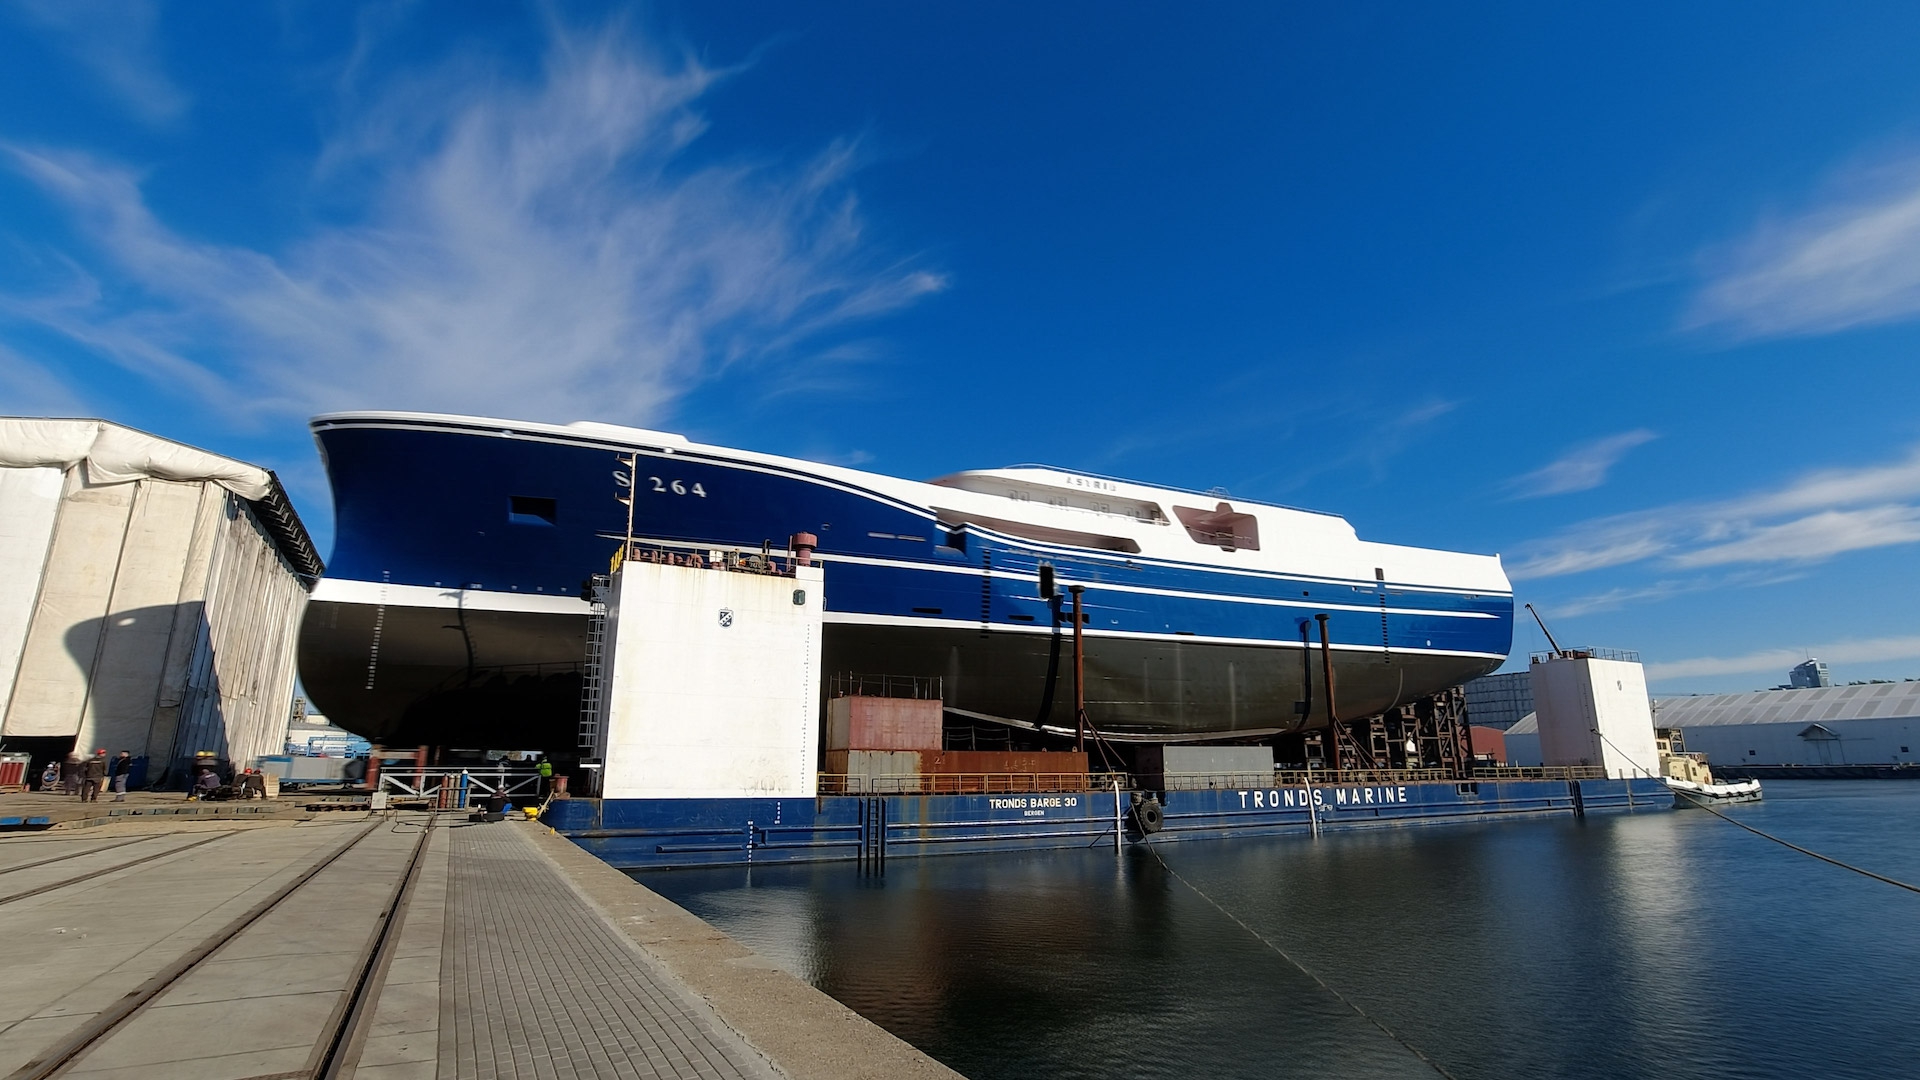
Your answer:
[544,778,1675,870]
[298,413,1513,746]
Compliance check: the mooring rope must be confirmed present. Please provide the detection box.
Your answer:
[1593,729,1920,895]
[1672,789,1920,894]
[1138,838,1459,1080]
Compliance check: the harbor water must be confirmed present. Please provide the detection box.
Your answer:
[642,781,1920,1080]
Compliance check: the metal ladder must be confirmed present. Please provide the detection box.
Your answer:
[577,576,610,755]
[858,796,887,873]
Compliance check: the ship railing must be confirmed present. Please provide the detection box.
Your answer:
[1271,768,1457,786]
[378,767,546,809]
[1159,772,1293,790]
[829,673,944,700]
[1527,647,1641,664]
[1469,765,1609,780]
[616,541,797,578]
[818,772,1121,795]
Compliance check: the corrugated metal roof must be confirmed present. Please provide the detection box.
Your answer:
[1504,682,1920,735]
[1653,683,1920,728]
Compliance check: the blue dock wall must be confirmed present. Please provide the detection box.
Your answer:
[543,777,1674,871]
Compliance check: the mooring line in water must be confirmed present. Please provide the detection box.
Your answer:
[1138,840,1459,1080]
[1590,729,1920,896]
[1674,791,1920,894]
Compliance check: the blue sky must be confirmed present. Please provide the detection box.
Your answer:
[4,2,1919,694]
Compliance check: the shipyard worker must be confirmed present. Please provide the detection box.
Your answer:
[62,753,83,796]
[80,750,108,803]
[537,757,553,797]
[192,766,220,800]
[108,751,134,801]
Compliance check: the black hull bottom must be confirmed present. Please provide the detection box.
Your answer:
[298,601,1499,749]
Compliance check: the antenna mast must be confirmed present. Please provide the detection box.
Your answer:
[615,453,637,561]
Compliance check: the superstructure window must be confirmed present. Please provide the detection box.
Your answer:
[509,496,558,526]
[1173,502,1260,551]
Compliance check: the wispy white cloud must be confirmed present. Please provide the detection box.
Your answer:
[0,344,86,416]
[1647,635,1920,681]
[1688,151,1920,338]
[9,0,189,125]
[1510,444,1920,578]
[1537,568,1807,619]
[1670,505,1920,568]
[1506,429,1656,499]
[1,18,945,427]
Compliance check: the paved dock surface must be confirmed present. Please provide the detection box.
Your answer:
[0,814,961,1080]
[0,791,329,831]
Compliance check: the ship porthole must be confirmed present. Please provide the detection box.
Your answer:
[793,589,807,606]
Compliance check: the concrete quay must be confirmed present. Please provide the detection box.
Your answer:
[0,814,962,1080]
[0,791,331,832]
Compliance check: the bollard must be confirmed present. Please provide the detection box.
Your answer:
[552,775,571,799]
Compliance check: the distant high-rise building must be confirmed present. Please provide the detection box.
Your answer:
[1464,670,1535,730]
[1789,658,1831,689]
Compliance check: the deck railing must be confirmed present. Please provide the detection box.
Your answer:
[818,765,1611,795]
[1271,768,1457,786]
[818,772,1121,795]
[1468,765,1608,780]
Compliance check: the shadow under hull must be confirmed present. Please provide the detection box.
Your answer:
[298,599,1498,749]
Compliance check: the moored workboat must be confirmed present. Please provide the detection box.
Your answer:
[1656,726,1763,805]
[1666,776,1764,804]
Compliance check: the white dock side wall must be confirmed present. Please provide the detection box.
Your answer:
[1530,656,1661,779]
[601,561,823,799]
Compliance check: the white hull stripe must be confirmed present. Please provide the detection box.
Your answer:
[311,578,593,615]
[611,539,1501,621]
[815,552,1497,620]
[310,570,1498,640]
[820,610,1506,660]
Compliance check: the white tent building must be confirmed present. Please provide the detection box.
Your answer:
[1,418,322,785]
[1504,682,1920,773]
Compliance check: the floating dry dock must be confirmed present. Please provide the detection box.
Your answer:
[532,551,1672,870]
[547,773,1672,871]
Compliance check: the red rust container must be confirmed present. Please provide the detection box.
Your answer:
[1469,725,1507,764]
[826,695,943,751]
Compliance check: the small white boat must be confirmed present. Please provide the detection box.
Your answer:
[1666,777,1763,805]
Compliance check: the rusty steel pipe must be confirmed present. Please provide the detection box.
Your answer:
[1070,585,1087,753]
[1316,613,1339,773]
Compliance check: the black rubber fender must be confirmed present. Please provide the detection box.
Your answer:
[1132,797,1164,834]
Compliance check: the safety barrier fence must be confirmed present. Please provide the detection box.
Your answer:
[378,768,545,809]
